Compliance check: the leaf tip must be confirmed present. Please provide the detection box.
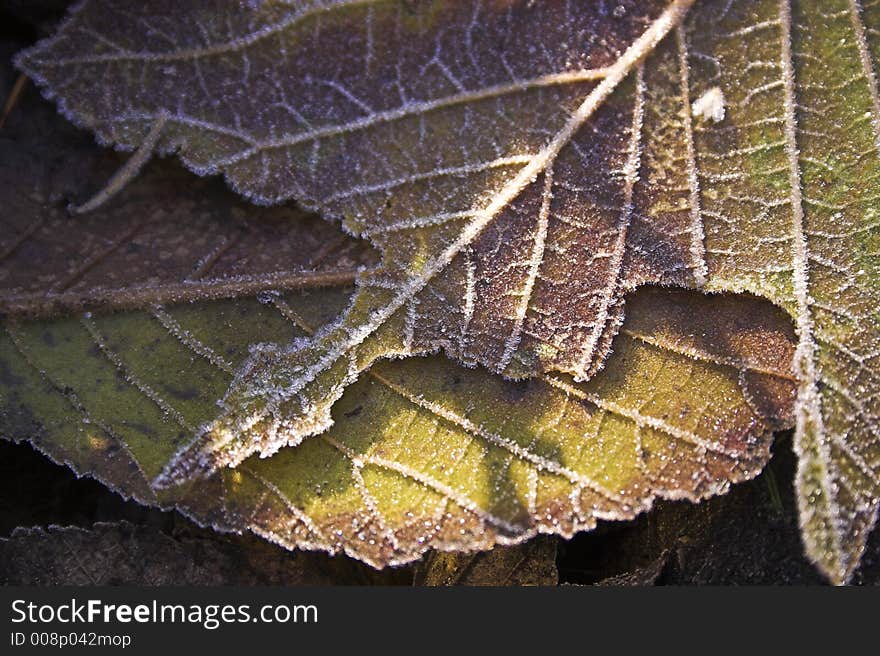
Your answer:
[152,439,221,490]
[153,419,242,490]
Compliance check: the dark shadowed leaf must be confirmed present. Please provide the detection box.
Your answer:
[0,521,406,585]
[414,537,558,586]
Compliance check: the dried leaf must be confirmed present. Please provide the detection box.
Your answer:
[0,59,797,568]
[414,538,558,586]
[13,0,877,581]
[593,552,669,586]
[0,521,405,585]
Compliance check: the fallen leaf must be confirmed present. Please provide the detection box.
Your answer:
[593,552,670,586]
[16,0,873,579]
[16,0,701,484]
[0,521,406,585]
[0,52,797,568]
[25,0,880,585]
[414,537,558,586]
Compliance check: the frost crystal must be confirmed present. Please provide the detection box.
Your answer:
[691,87,726,123]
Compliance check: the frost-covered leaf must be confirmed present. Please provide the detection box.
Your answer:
[1,285,798,567]
[682,0,880,585]
[0,63,796,568]
[15,0,880,582]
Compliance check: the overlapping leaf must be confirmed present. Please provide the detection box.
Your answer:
[0,60,796,568]
[13,0,880,581]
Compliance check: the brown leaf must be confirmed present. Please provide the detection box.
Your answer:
[0,521,407,585]
[414,537,558,586]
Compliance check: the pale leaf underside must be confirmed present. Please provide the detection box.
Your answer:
[12,0,880,581]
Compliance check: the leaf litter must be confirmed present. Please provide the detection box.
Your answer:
[6,0,880,582]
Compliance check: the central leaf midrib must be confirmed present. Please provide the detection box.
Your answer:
[283,0,698,400]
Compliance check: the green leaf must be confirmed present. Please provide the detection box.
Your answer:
[14,0,879,581]
[684,0,880,584]
[1,286,798,567]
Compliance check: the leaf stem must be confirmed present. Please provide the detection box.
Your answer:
[0,268,361,319]
[70,114,168,214]
[0,73,28,130]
